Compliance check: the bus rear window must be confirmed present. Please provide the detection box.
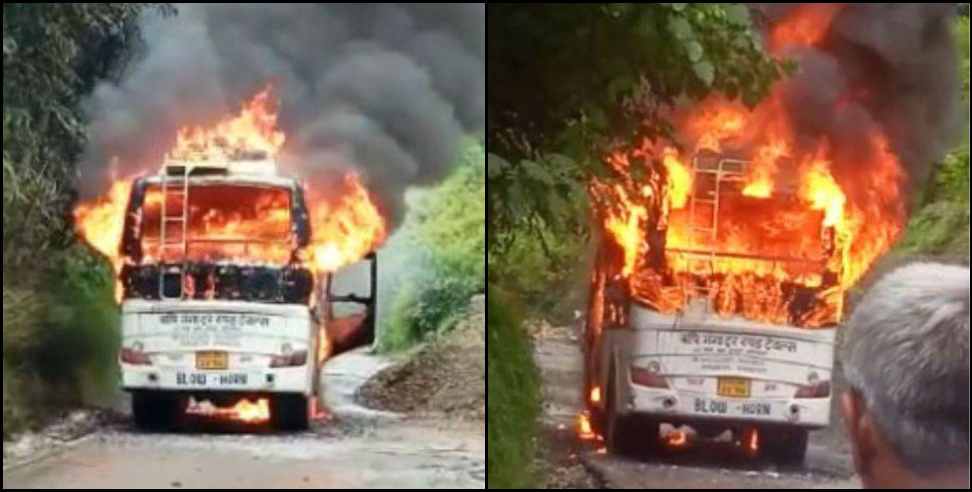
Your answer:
[140,184,294,265]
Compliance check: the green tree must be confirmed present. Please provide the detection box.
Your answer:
[3,3,171,274]
[897,17,970,257]
[3,4,171,436]
[487,3,787,254]
[379,140,486,351]
[957,16,970,100]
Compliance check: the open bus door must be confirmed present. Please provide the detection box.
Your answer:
[323,253,378,357]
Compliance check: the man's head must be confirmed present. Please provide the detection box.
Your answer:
[841,262,970,489]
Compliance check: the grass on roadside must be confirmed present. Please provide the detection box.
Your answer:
[487,287,542,489]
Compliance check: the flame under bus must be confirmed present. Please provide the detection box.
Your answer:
[118,159,377,431]
[587,153,839,464]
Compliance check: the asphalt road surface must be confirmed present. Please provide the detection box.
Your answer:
[2,352,485,490]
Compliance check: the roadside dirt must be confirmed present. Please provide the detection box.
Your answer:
[358,295,486,422]
[1,350,485,489]
[532,323,861,490]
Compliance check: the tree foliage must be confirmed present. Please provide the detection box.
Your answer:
[2,3,171,274]
[486,287,540,489]
[898,17,970,257]
[957,16,970,100]
[487,4,787,254]
[3,4,170,436]
[379,140,486,351]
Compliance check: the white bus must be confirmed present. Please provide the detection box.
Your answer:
[586,154,839,464]
[117,158,377,431]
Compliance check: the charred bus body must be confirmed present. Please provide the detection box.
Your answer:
[586,152,842,464]
[118,158,377,431]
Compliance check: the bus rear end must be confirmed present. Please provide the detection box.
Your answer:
[587,154,843,463]
[117,159,377,431]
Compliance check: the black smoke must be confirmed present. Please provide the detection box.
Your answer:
[753,3,962,199]
[81,3,485,227]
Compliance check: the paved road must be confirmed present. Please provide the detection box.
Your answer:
[2,352,485,490]
[534,326,860,490]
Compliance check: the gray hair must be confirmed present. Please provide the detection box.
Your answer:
[842,262,970,474]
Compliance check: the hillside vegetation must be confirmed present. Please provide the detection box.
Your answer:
[3,5,170,438]
[898,17,970,258]
[378,139,486,352]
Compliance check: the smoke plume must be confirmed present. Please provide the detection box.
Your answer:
[81,3,485,227]
[753,3,961,195]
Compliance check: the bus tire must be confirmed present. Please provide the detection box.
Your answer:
[766,427,809,467]
[605,382,659,458]
[272,394,310,432]
[132,392,177,432]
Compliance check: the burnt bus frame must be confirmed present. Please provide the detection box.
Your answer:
[119,176,314,303]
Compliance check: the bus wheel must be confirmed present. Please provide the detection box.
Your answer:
[132,392,178,432]
[765,428,809,467]
[605,383,659,458]
[272,395,310,432]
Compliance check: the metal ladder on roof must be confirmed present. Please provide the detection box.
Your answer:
[685,157,747,311]
[159,164,191,300]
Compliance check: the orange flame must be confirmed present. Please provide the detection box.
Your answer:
[171,86,286,162]
[742,138,789,198]
[232,398,271,424]
[578,412,597,441]
[74,86,388,303]
[186,398,271,424]
[73,180,134,269]
[307,173,387,273]
[590,5,905,328]
[73,180,134,302]
[770,3,846,51]
[590,387,602,405]
[667,430,689,448]
[742,427,760,456]
[662,148,694,208]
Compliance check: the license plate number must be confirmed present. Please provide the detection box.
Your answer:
[717,377,751,398]
[196,351,229,371]
[176,373,249,387]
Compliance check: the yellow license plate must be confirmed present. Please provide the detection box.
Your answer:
[717,378,751,398]
[196,351,229,371]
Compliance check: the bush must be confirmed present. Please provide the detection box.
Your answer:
[3,246,121,421]
[897,18,970,259]
[486,287,541,489]
[378,140,486,352]
[899,147,970,257]
[488,224,591,324]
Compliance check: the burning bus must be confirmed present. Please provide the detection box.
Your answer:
[580,4,930,464]
[585,147,847,464]
[75,88,387,431]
